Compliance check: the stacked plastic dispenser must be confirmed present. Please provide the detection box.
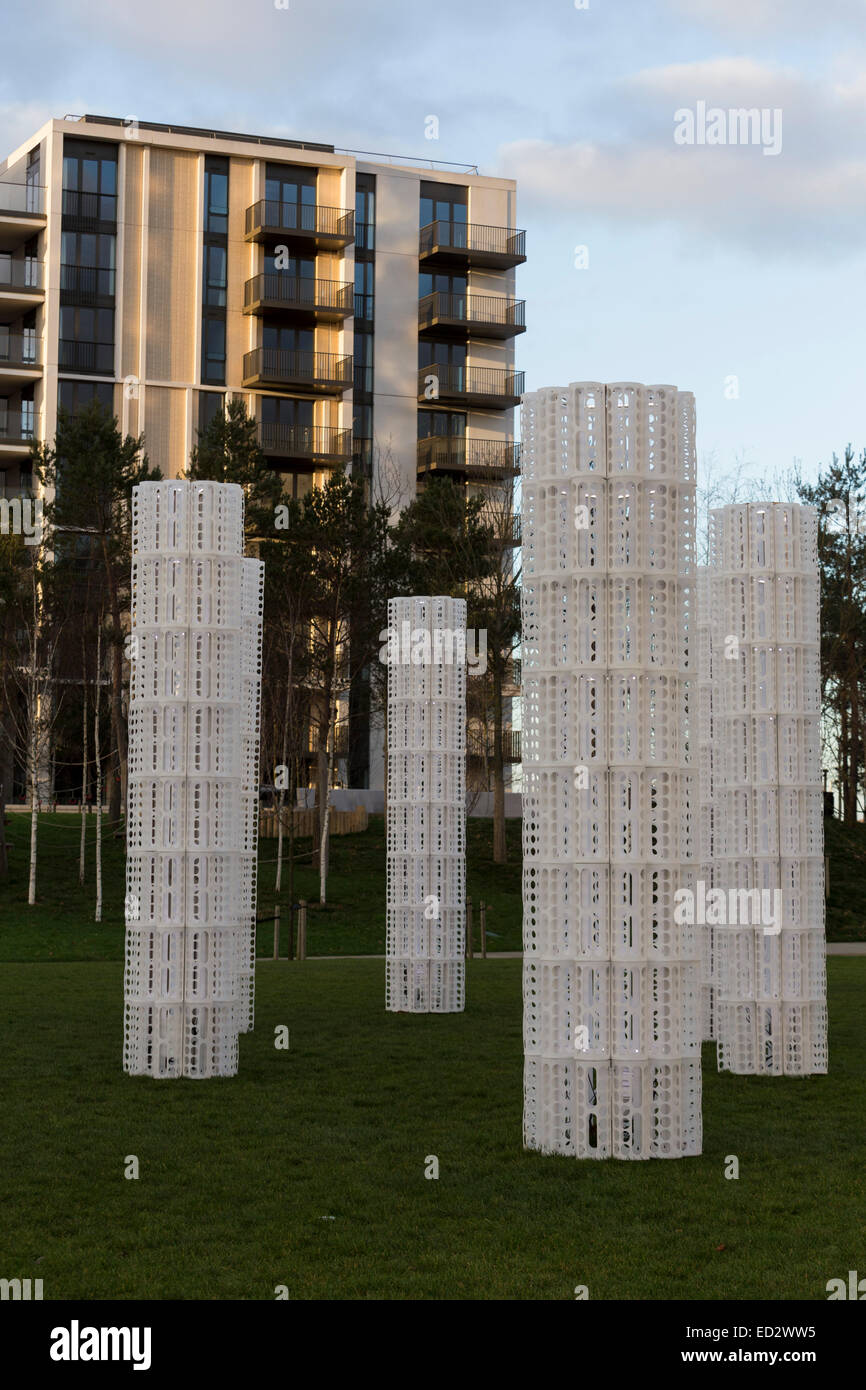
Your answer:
[386,596,466,1013]
[521,383,701,1158]
[707,503,827,1075]
[123,481,264,1079]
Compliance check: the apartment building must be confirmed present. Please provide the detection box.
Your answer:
[0,114,525,789]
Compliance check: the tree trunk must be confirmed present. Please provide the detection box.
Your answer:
[79,661,88,886]
[94,626,103,923]
[319,691,338,906]
[0,781,7,880]
[492,663,506,864]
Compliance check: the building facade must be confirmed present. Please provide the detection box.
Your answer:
[0,114,525,791]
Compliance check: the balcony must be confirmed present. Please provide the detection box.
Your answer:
[417,364,524,410]
[244,272,353,323]
[61,189,118,230]
[259,422,352,470]
[419,220,526,271]
[0,411,39,456]
[418,291,526,341]
[0,184,46,250]
[0,333,42,386]
[58,339,114,375]
[417,435,521,481]
[245,199,354,252]
[0,259,44,317]
[467,728,521,762]
[59,263,116,306]
[243,346,352,393]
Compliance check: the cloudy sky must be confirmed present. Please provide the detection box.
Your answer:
[2,0,865,488]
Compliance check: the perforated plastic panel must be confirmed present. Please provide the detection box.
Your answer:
[521,384,701,1159]
[706,504,827,1077]
[123,481,263,1078]
[386,597,466,1012]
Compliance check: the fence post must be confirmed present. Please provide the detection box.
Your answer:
[480,900,487,959]
[466,897,474,960]
[288,902,295,960]
[298,900,307,960]
[273,905,280,960]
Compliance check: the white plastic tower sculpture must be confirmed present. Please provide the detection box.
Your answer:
[696,566,718,1041]
[123,481,264,1078]
[386,596,466,1012]
[708,503,827,1076]
[521,383,701,1159]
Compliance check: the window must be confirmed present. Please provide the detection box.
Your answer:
[265,163,317,231]
[354,261,374,320]
[420,181,468,235]
[261,396,314,428]
[62,141,118,222]
[59,305,115,373]
[202,319,226,385]
[418,409,466,439]
[355,176,375,251]
[61,230,116,297]
[203,243,227,307]
[264,251,314,279]
[58,379,115,416]
[418,339,466,369]
[419,271,466,300]
[201,157,229,385]
[262,324,314,354]
[198,391,225,437]
[204,162,228,235]
[354,333,373,395]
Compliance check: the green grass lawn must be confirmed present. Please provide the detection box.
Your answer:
[0,811,523,961]
[0,956,862,1300]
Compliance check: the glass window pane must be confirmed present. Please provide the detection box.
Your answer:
[101,160,117,194]
[63,158,78,191]
[82,160,99,194]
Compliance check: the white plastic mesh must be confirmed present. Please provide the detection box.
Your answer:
[386,596,466,1012]
[521,383,701,1159]
[123,481,263,1078]
[706,503,827,1076]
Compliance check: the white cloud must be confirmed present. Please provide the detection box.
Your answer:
[497,59,866,257]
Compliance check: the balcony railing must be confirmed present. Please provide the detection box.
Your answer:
[0,182,45,217]
[417,435,521,479]
[60,263,116,301]
[467,728,521,762]
[258,422,352,466]
[419,219,526,269]
[0,259,43,292]
[58,339,114,374]
[244,272,353,319]
[0,333,41,369]
[418,291,526,339]
[61,190,118,224]
[0,412,39,445]
[243,346,352,392]
[417,364,524,407]
[245,199,354,247]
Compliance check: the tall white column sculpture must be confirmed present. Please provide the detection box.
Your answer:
[708,503,827,1076]
[386,595,466,1013]
[123,481,264,1079]
[521,383,701,1159]
[697,566,718,1041]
